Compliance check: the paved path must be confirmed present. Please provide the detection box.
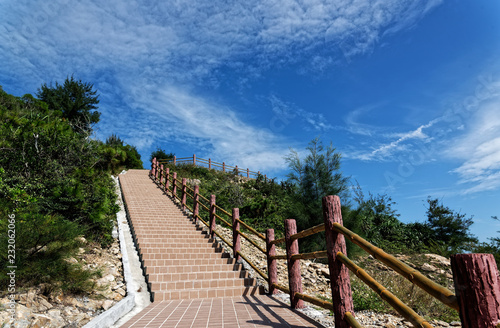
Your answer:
[118,169,323,328]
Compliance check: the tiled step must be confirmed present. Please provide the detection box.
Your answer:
[142,257,238,268]
[143,263,244,275]
[137,239,221,251]
[151,285,265,301]
[149,277,257,291]
[135,236,212,244]
[139,247,224,255]
[144,270,249,282]
[141,252,231,260]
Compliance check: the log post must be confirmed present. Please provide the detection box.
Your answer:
[193,154,196,166]
[232,208,241,261]
[159,164,164,186]
[165,168,170,192]
[172,172,177,197]
[323,195,354,328]
[209,195,216,238]
[285,219,304,309]
[247,168,250,178]
[173,156,176,166]
[235,165,239,175]
[266,229,278,295]
[151,157,156,177]
[208,158,211,170]
[223,162,225,172]
[154,159,159,181]
[181,178,187,211]
[451,253,500,328]
[193,185,199,224]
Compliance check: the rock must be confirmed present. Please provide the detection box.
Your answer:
[425,253,450,266]
[318,267,330,278]
[97,274,116,285]
[115,287,126,296]
[30,314,52,328]
[37,297,53,311]
[421,263,439,272]
[432,320,450,327]
[102,300,114,311]
[76,236,87,244]
[450,321,461,326]
[11,319,31,328]
[15,304,32,320]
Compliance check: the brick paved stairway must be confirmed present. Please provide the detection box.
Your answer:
[119,169,263,302]
[118,170,324,328]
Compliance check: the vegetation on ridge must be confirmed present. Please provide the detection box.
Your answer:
[0,78,143,294]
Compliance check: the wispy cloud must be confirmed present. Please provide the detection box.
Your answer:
[0,0,444,172]
[269,95,332,132]
[449,99,500,194]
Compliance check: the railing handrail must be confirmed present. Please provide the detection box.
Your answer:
[149,158,499,328]
[151,158,269,285]
[157,154,267,180]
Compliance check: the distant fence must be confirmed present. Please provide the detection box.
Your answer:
[157,154,267,180]
[150,158,500,328]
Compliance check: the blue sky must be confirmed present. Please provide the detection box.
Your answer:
[1,0,499,242]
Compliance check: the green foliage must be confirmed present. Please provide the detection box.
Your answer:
[37,75,100,134]
[284,137,350,252]
[0,84,125,294]
[150,147,175,162]
[162,164,293,238]
[425,198,477,255]
[99,134,144,174]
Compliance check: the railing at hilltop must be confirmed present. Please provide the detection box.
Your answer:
[150,158,500,328]
[157,154,267,180]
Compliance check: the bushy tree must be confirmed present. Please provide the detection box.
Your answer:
[425,197,477,254]
[284,137,350,251]
[0,85,119,293]
[100,134,144,174]
[150,147,175,163]
[37,75,100,134]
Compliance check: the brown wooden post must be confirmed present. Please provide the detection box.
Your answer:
[323,195,354,328]
[154,159,159,181]
[151,157,156,177]
[209,195,216,238]
[159,164,164,186]
[193,154,196,166]
[451,253,500,328]
[232,208,241,261]
[266,229,278,295]
[235,165,239,175]
[223,162,225,172]
[165,167,170,192]
[285,219,304,309]
[181,178,187,211]
[247,168,250,178]
[208,158,211,170]
[193,185,199,224]
[172,172,177,197]
[173,155,176,165]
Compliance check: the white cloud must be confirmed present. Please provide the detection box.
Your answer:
[0,0,444,172]
[125,83,290,172]
[449,99,500,194]
[269,95,332,132]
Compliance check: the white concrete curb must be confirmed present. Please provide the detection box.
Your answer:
[82,175,137,328]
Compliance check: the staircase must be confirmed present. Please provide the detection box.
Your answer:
[120,170,264,302]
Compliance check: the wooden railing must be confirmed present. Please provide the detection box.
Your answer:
[150,158,500,328]
[157,154,267,180]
